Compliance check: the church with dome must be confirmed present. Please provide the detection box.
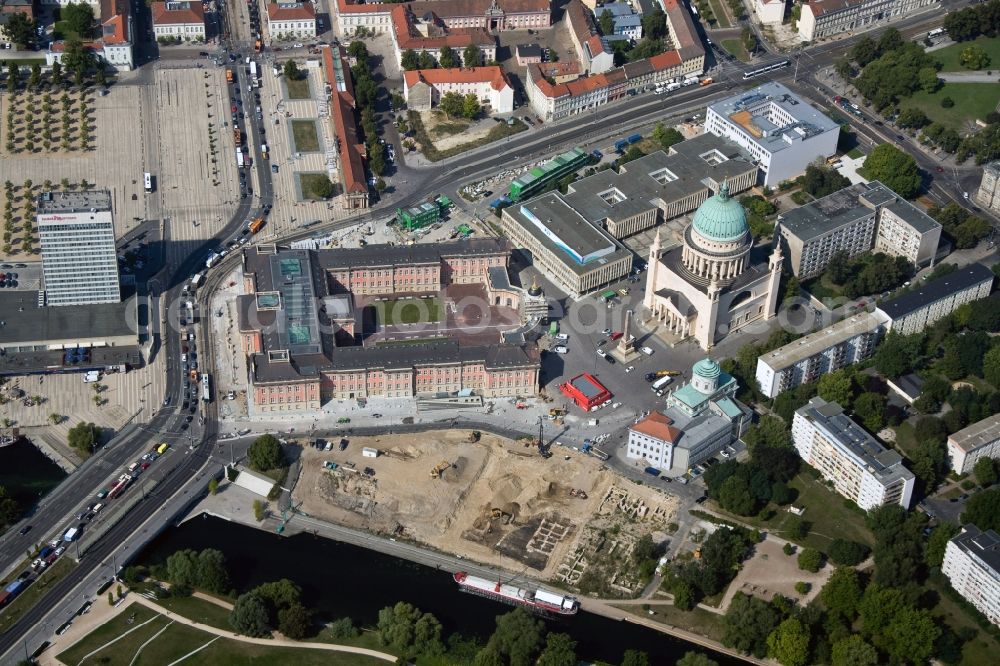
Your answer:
[643,182,783,350]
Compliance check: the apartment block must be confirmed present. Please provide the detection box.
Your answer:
[755,311,887,398]
[798,0,939,43]
[942,524,1000,627]
[792,397,915,510]
[776,181,942,278]
[947,414,1000,475]
[876,263,994,336]
[975,160,1000,215]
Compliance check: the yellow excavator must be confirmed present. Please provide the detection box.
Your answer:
[430,461,451,479]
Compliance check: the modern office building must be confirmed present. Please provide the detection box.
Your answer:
[942,524,1000,626]
[626,358,751,473]
[797,0,939,43]
[755,310,888,398]
[792,397,915,510]
[37,190,121,307]
[776,181,942,278]
[704,82,840,187]
[947,414,1000,475]
[643,184,783,351]
[975,160,1000,215]
[875,263,994,336]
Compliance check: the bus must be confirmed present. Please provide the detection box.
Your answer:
[651,376,673,395]
[927,28,946,39]
[201,373,211,402]
[742,60,791,80]
[143,172,153,193]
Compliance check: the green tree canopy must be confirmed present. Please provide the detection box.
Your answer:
[975,457,998,486]
[485,608,545,665]
[67,421,99,453]
[1,12,35,47]
[926,522,960,568]
[960,43,991,69]
[766,618,810,666]
[229,592,270,637]
[439,91,464,119]
[820,567,863,619]
[376,602,443,656]
[599,10,616,36]
[652,122,684,151]
[852,392,886,433]
[985,345,1000,388]
[818,370,855,407]
[536,632,577,666]
[248,434,285,471]
[676,652,718,666]
[827,539,870,567]
[283,60,301,80]
[277,603,312,640]
[439,46,458,68]
[195,548,229,593]
[831,635,878,666]
[883,606,940,664]
[62,2,95,36]
[641,8,667,39]
[621,649,651,666]
[463,43,481,67]
[462,93,481,119]
[401,49,420,71]
[860,144,922,199]
[797,548,823,573]
[722,592,781,658]
[347,41,369,60]
[961,487,1000,531]
[417,50,438,69]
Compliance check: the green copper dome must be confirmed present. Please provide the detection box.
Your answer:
[692,183,749,242]
[693,358,721,380]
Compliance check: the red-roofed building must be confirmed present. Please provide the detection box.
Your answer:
[627,411,681,469]
[46,0,134,70]
[321,45,369,209]
[267,1,316,39]
[565,0,613,74]
[336,0,551,35]
[389,5,496,66]
[152,1,206,42]
[560,372,612,411]
[661,0,705,73]
[403,66,514,113]
[0,0,35,22]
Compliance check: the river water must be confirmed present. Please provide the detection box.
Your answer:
[138,516,742,665]
[0,438,66,510]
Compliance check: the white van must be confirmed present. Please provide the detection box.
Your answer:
[83,371,100,383]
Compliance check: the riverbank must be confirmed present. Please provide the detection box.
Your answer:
[179,484,761,664]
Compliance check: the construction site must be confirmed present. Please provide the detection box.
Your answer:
[292,429,680,583]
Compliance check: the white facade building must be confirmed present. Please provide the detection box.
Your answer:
[876,263,994,336]
[947,415,1000,475]
[755,311,887,398]
[403,67,514,114]
[942,524,1000,627]
[798,0,939,43]
[776,181,942,278]
[754,0,786,24]
[792,397,915,510]
[704,82,840,187]
[37,191,121,307]
[151,1,206,41]
[266,1,316,39]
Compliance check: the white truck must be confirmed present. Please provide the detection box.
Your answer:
[63,527,80,542]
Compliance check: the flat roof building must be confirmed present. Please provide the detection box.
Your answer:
[755,311,888,398]
[37,190,121,307]
[704,82,840,187]
[947,415,1000,476]
[876,263,994,336]
[942,524,1000,627]
[560,372,612,411]
[776,181,942,278]
[792,396,915,510]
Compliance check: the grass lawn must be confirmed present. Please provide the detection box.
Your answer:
[298,173,334,200]
[801,274,845,301]
[926,574,1000,666]
[932,36,1000,72]
[707,471,873,551]
[893,421,920,459]
[58,607,167,666]
[706,0,733,28]
[902,82,999,131]
[0,557,76,633]
[847,147,865,159]
[290,119,320,153]
[285,75,311,100]
[314,627,391,652]
[154,594,233,631]
[613,603,726,642]
[720,39,749,62]
[376,297,442,325]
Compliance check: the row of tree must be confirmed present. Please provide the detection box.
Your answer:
[662,524,756,610]
[823,249,914,299]
[401,44,482,72]
[943,0,1000,42]
[346,41,389,178]
[928,202,993,249]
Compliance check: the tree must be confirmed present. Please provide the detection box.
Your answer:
[821,567,862,620]
[741,27,757,54]
[917,67,941,94]
[852,392,886,433]
[248,434,285,471]
[50,61,62,86]
[208,478,219,495]
[417,50,437,70]
[621,650,651,666]
[253,499,266,521]
[975,457,998,486]
[438,46,458,69]
[860,144,922,198]
[439,91,464,119]
[463,43,480,67]
[818,370,854,408]
[960,43,991,69]
[849,36,879,66]
[926,522,959,568]
[485,608,545,665]
[67,421,99,453]
[462,93,481,119]
[1,12,34,48]
[347,40,369,61]
[229,592,270,637]
[599,9,615,36]
[676,653,718,666]
[95,66,106,88]
[766,618,810,666]
[401,49,420,71]
[722,592,781,658]
[376,602,443,656]
[196,549,229,594]
[278,603,311,640]
[961,487,1000,531]
[536,632,576,666]
[719,475,757,516]
[328,617,359,639]
[873,332,919,378]
[797,548,822,573]
[641,8,667,40]
[63,3,96,37]
[827,539,870,567]
[831,635,878,666]
[897,107,930,129]
[985,345,1000,388]
[883,606,940,664]
[166,549,198,590]
[651,122,684,151]
[283,60,301,80]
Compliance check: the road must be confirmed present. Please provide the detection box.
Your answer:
[0,2,986,660]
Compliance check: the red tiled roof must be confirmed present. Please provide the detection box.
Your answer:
[536,61,581,78]
[100,0,130,44]
[528,44,683,100]
[331,92,367,195]
[336,0,549,17]
[267,1,316,21]
[403,66,511,92]
[804,0,874,17]
[322,44,355,105]
[151,1,205,25]
[631,411,682,444]
[661,0,704,61]
[391,5,494,50]
[648,49,682,70]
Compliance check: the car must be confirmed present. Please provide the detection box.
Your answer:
[935,166,944,173]
[372,413,383,418]
[720,450,731,458]
[271,164,279,174]
[18,525,31,536]
[140,462,151,470]
[596,339,607,347]
[602,328,612,335]
[339,439,348,451]
[896,135,905,141]
[611,402,622,408]
[181,353,187,362]
[605,355,616,364]
[553,345,568,354]
[625,366,635,373]
[640,346,654,356]
[695,496,708,505]
[610,331,623,341]
[596,349,607,358]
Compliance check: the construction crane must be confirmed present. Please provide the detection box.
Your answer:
[430,460,451,479]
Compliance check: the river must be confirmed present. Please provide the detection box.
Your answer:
[0,437,66,511]
[137,516,742,665]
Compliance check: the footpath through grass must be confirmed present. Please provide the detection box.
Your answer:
[58,605,165,666]
[0,557,76,633]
